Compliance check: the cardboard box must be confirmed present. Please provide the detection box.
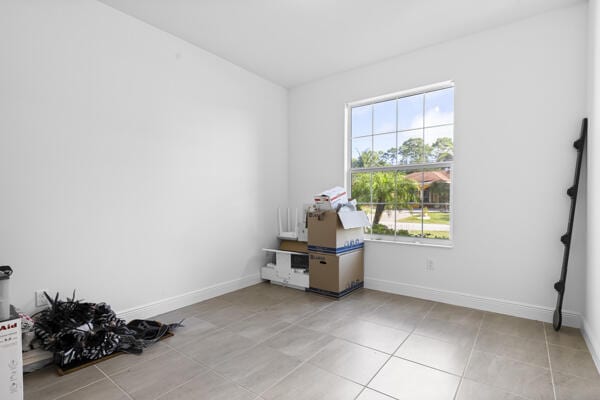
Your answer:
[1,308,23,400]
[279,240,308,254]
[307,210,370,254]
[313,187,348,211]
[309,250,364,295]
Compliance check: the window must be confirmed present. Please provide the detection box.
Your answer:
[347,82,454,244]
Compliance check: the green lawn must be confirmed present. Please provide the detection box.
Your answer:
[398,212,450,224]
[369,224,450,240]
[405,230,450,240]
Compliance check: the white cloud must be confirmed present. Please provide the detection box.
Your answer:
[409,110,454,130]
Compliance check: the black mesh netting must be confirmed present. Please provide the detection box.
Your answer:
[34,291,181,368]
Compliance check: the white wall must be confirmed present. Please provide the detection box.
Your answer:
[0,0,288,317]
[289,5,588,323]
[585,0,600,367]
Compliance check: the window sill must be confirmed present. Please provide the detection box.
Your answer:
[365,238,454,249]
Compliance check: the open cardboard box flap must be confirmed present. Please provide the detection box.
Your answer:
[337,210,370,229]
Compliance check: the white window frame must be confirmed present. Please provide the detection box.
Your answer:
[345,81,455,247]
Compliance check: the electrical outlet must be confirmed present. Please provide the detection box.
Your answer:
[35,290,50,307]
[426,258,435,271]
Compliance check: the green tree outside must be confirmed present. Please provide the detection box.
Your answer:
[351,136,453,227]
[399,137,431,164]
[431,137,454,162]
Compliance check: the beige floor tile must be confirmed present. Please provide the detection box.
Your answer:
[158,370,256,400]
[386,293,422,304]
[162,317,219,349]
[239,294,282,312]
[220,287,282,312]
[215,290,246,303]
[260,283,306,301]
[24,365,105,400]
[309,338,389,385]
[96,341,172,376]
[375,294,434,313]
[291,291,336,308]
[455,379,527,400]
[186,329,258,367]
[25,284,600,400]
[428,303,484,326]
[155,302,232,322]
[265,326,334,361]
[332,319,409,354]
[464,350,554,400]
[228,283,293,303]
[262,363,363,400]
[241,282,272,292]
[263,301,320,323]
[296,310,347,333]
[224,311,291,341]
[549,344,600,380]
[392,298,435,314]
[369,357,460,400]
[178,297,234,316]
[414,317,479,347]
[544,323,588,350]
[554,372,600,400]
[356,388,396,400]
[481,313,545,341]
[322,297,382,317]
[345,289,393,305]
[154,309,196,323]
[112,350,207,400]
[475,329,549,368]
[218,284,271,300]
[395,334,472,375]
[361,303,426,331]
[196,303,256,327]
[213,344,302,394]
[57,379,129,400]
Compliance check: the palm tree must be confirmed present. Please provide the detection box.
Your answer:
[352,149,385,168]
[352,150,419,226]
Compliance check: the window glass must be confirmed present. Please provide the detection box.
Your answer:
[373,99,397,134]
[351,136,372,168]
[351,104,372,137]
[398,94,424,131]
[349,84,454,243]
[424,87,454,127]
[424,125,453,162]
[397,130,425,165]
[373,133,396,166]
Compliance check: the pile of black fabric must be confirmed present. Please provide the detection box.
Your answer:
[34,291,180,368]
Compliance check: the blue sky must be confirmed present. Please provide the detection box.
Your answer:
[351,87,454,162]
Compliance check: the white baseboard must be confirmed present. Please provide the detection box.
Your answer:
[365,277,581,328]
[116,273,262,321]
[582,317,600,374]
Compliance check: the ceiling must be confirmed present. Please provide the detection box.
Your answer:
[98,0,583,88]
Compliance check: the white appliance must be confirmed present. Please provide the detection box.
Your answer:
[261,249,309,290]
[1,307,23,400]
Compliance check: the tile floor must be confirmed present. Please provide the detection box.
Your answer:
[23,283,600,400]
